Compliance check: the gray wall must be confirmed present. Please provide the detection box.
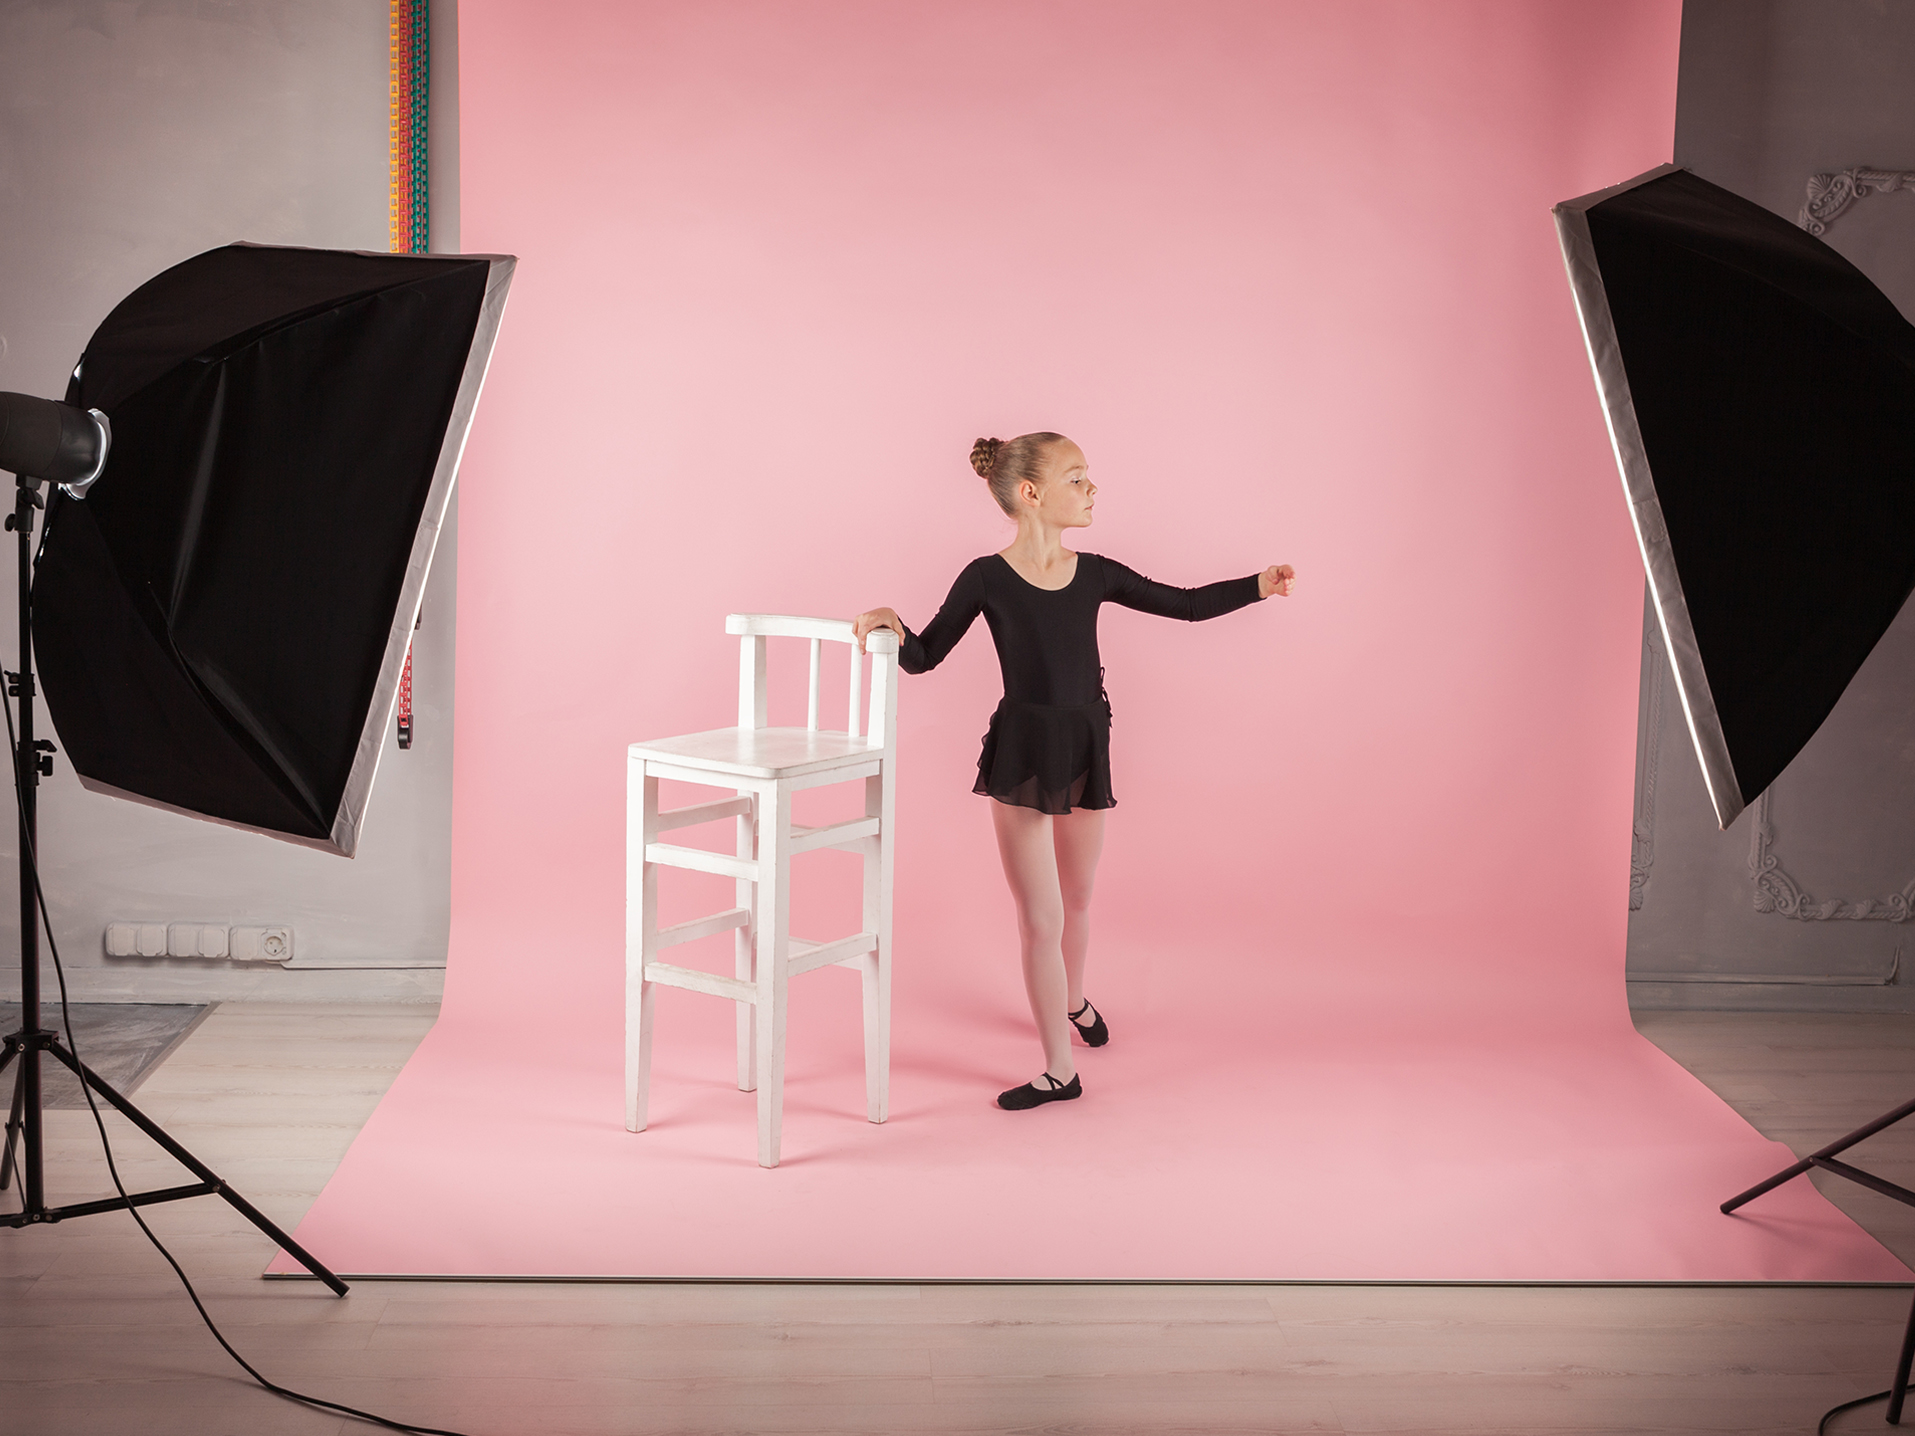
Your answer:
[0,0,460,1002]
[1628,0,1915,1012]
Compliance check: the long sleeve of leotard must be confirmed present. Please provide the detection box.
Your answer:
[1100,556,1262,621]
[898,559,987,674]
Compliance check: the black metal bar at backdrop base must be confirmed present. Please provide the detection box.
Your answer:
[0,472,346,1298]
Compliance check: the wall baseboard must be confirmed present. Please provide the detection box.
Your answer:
[0,965,444,1004]
[1627,979,1915,1014]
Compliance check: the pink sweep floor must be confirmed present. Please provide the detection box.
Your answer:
[272,933,1908,1282]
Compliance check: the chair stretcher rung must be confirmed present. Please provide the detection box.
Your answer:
[645,962,755,1003]
[655,907,751,951]
[788,816,880,855]
[656,796,753,833]
[788,931,878,976]
[645,842,755,880]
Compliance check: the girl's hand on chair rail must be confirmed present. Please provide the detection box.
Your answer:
[1258,565,1296,599]
[853,607,906,654]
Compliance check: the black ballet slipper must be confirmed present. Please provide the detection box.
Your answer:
[1068,999,1109,1048]
[997,1072,1082,1110]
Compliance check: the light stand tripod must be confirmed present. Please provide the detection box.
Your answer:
[1723,1099,1915,1422]
[0,469,346,1296]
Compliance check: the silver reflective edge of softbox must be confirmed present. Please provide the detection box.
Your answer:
[330,252,518,858]
[1553,165,1745,831]
[72,775,352,855]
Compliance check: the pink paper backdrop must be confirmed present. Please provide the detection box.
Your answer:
[269,0,1915,1282]
[447,0,1682,1026]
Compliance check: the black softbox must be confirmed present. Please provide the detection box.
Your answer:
[1555,165,1915,829]
[32,243,514,856]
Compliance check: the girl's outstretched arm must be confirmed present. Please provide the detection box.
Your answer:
[1102,556,1293,621]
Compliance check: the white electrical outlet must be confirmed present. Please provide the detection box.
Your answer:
[167,923,228,959]
[106,922,289,963]
[230,926,293,964]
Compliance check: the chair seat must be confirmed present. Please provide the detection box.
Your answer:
[629,725,884,780]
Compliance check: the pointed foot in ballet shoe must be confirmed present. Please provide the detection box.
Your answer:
[997,1072,1082,1111]
[1068,999,1109,1048]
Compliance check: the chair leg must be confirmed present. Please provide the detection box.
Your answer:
[755,783,792,1168]
[862,771,892,1124]
[734,949,757,1094]
[629,975,656,1133]
[626,770,659,1133]
[754,983,787,1169]
[734,790,757,1093]
[861,950,889,1125]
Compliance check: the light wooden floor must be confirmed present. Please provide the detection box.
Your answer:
[1,1000,1910,1435]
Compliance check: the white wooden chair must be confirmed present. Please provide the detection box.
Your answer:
[625,614,898,1168]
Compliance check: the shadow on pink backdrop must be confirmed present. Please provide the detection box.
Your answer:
[272,0,1910,1278]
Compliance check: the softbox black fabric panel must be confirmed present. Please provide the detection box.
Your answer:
[1555,166,1915,829]
[33,243,514,855]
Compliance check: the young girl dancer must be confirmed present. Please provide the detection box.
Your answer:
[853,432,1295,1111]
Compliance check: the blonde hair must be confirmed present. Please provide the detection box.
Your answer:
[970,432,1067,517]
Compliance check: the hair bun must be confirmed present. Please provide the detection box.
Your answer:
[970,437,1002,478]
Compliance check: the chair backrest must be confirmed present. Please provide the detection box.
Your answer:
[725,614,899,746]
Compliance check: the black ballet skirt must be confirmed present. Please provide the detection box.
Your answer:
[974,695,1114,814]
[899,553,1262,814]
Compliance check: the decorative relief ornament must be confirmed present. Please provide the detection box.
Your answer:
[1798,167,1915,236]
[1749,790,1915,921]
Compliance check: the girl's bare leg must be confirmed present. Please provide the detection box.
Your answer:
[1052,806,1106,1015]
[990,800,1075,1083]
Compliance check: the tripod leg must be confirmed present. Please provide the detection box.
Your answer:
[1889,1288,1915,1425]
[0,1057,22,1192]
[44,1037,349,1296]
[1722,1093,1915,1214]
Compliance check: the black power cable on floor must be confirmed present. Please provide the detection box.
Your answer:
[5,698,474,1436]
[1819,1389,1890,1433]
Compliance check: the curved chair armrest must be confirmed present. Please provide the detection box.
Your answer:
[727,613,851,643]
[725,614,896,654]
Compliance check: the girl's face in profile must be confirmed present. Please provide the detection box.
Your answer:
[1028,440,1096,528]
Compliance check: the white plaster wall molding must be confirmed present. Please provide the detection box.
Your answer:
[1749,788,1915,920]
[1630,622,1665,911]
[1798,167,1915,235]
[1631,951,1900,986]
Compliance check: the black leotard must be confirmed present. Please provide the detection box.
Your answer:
[899,553,1261,812]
